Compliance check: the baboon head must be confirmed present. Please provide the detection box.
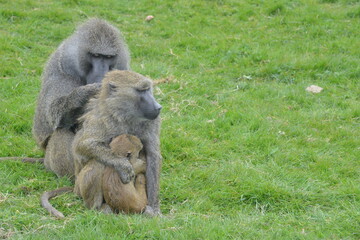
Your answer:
[100,70,162,121]
[63,18,130,84]
[110,134,143,159]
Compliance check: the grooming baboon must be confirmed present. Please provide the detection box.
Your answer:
[75,134,147,213]
[73,70,162,216]
[32,18,130,179]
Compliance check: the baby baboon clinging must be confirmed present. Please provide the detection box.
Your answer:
[32,18,130,179]
[73,70,162,216]
[75,134,147,213]
[104,134,147,214]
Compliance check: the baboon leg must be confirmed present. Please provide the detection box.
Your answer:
[75,161,105,210]
[44,129,75,180]
[134,173,147,211]
[85,187,104,210]
[100,203,114,214]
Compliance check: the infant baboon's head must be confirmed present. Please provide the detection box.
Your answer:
[109,134,143,159]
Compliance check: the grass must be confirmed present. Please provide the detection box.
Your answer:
[1,0,360,239]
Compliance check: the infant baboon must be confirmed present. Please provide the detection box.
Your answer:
[75,134,147,213]
[73,70,162,216]
[104,134,147,213]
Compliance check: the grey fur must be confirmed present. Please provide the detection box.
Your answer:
[32,18,130,178]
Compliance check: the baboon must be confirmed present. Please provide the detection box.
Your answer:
[32,18,130,179]
[104,135,147,213]
[75,134,147,213]
[73,70,162,216]
[41,134,146,218]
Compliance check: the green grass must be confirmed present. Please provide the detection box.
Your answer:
[1,0,360,239]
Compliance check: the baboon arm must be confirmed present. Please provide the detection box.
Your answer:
[47,84,100,129]
[76,138,135,183]
[144,137,162,213]
[76,138,117,165]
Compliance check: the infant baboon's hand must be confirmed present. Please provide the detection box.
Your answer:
[115,161,135,184]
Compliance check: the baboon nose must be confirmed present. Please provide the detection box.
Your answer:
[155,102,162,111]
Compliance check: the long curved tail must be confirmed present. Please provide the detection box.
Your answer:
[40,187,73,218]
[0,157,44,163]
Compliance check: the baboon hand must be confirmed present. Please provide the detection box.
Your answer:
[84,83,102,97]
[115,161,135,184]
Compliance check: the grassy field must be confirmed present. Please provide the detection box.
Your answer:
[1,0,360,239]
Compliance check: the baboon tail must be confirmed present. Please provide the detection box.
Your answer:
[40,187,73,218]
[0,157,44,163]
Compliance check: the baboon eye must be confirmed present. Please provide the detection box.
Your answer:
[108,83,116,90]
[126,152,132,158]
[105,55,113,58]
[91,53,100,58]
[136,88,148,93]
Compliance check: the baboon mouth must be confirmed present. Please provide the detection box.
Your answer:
[144,110,161,120]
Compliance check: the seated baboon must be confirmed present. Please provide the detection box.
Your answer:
[75,134,147,213]
[73,70,162,216]
[41,70,162,217]
[33,18,130,180]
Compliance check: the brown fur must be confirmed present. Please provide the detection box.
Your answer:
[74,134,147,213]
[73,70,161,215]
[103,135,147,213]
[41,135,147,217]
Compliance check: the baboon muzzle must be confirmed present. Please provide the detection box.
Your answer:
[87,58,112,84]
[140,92,162,120]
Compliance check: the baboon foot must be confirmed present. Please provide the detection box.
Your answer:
[143,205,162,217]
[100,203,114,214]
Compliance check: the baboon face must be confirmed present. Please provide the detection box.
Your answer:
[102,71,162,121]
[85,53,117,84]
[110,134,143,159]
[76,19,128,84]
[137,88,162,120]
[78,37,120,85]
